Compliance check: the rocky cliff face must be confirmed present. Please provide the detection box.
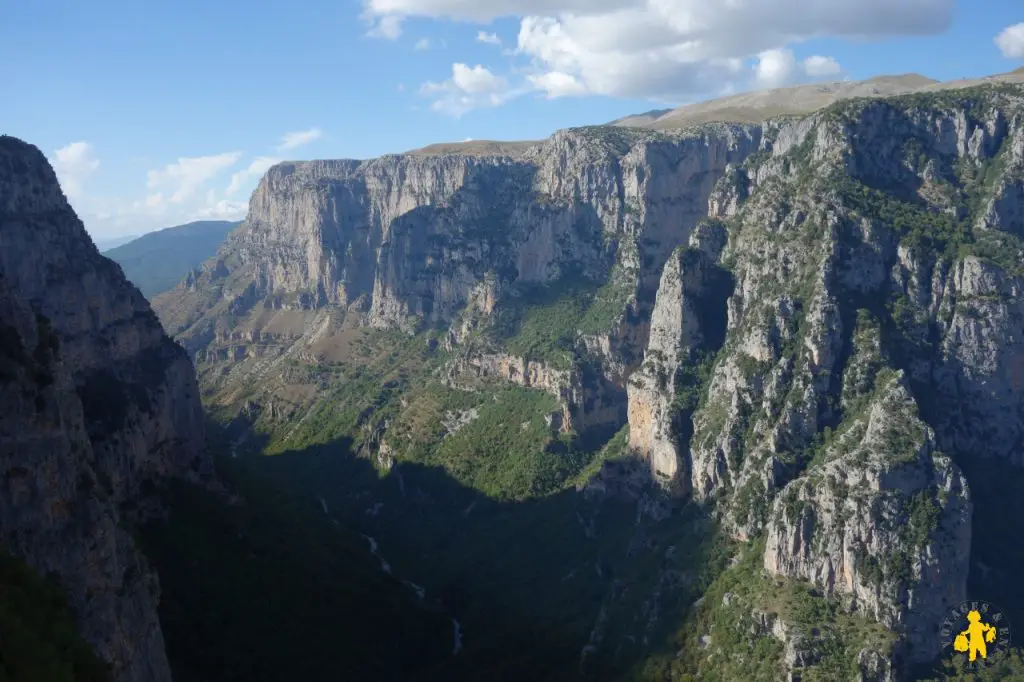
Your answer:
[676,87,1023,667]
[158,125,758,343]
[0,136,211,682]
[626,221,731,493]
[763,369,971,661]
[158,84,1024,677]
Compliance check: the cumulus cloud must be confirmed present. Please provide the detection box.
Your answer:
[146,151,242,205]
[995,23,1024,59]
[753,49,843,89]
[226,156,281,196]
[529,70,588,97]
[421,63,518,115]
[276,127,323,152]
[477,31,502,45]
[192,192,249,221]
[52,142,100,200]
[754,49,798,89]
[415,37,432,50]
[452,63,506,92]
[367,0,951,102]
[803,55,842,77]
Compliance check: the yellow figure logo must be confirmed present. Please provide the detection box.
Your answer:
[953,610,998,662]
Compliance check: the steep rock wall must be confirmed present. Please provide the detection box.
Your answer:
[0,135,212,682]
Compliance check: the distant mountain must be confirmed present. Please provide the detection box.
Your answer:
[629,69,1024,130]
[94,234,139,252]
[105,220,240,298]
[606,108,673,127]
[647,74,938,128]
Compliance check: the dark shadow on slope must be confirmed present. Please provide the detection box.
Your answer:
[149,418,723,682]
[140,440,453,682]
[671,258,735,465]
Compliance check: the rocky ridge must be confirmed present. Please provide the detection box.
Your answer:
[157,82,1024,677]
[0,136,211,682]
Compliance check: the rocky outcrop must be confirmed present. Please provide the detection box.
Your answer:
[0,136,211,682]
[626,221,731,493]
[0,138,208,501]
[447,350,625,434]
[763,371,971,662]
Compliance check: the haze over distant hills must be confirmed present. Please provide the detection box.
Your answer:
[104,220,240,298]
[94,234,139,252]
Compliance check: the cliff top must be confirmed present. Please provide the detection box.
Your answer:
[405,140,541,157]
[377,70,1024,162]
[647,73,937,129]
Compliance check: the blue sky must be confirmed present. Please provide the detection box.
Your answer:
[2,0,1022,239]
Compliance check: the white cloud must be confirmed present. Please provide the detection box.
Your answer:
[366,0,951,102]
[995,23,1024,59]
[276,128,323,152]
[191,196,249,221]
[415,37,432,50]
[146,151,241,204]
[452,63,506,92]
[754,49,797,89]
[529,70,587,97]
[226,156,281,196]
[52,142,100,200]
[755,50,843,89]
[803,55,842,77]
[477,31,502,45]
[76,149,275,240]
[421,63,518,116]
[366,0,626,22]
[367,14,403,39]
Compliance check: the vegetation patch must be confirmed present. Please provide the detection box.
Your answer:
[490,271,631,369]
[0,552,110,682]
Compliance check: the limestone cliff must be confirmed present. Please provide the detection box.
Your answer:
[157,125,759,345]
[157,83,1024,677]
[763,369,971,662]
[0,136,211,682]
[626,221,731,492]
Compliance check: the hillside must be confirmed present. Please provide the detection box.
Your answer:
[104,220,240,298]
[647,74,937,128]
[153,80,1024,680]
[608,109,674,128]
[94,234,139,252]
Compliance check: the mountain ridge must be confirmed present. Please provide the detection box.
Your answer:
[384,69,1024,158]
[104,219,241,298]
[153,81,1024,678]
